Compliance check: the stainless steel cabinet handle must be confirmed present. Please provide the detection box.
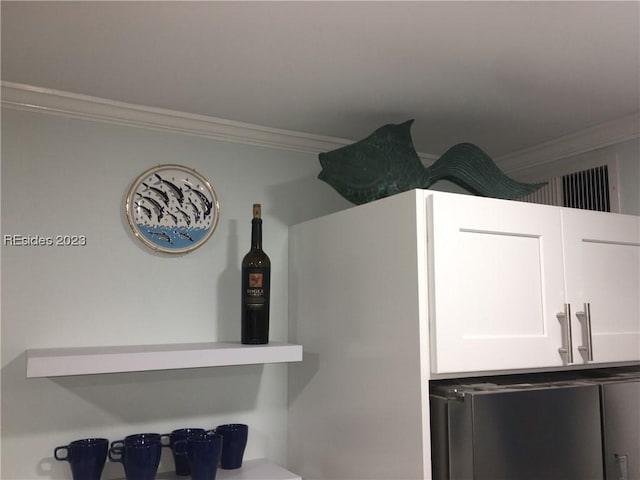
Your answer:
[614,454,628,480]
[557,304,573,364]
[576,302,594,362]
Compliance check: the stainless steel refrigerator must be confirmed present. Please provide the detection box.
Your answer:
[430,368,639,480]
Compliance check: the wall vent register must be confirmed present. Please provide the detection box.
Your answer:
[522,164,616,213]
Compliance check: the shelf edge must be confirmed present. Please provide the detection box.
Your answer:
[26,342,303,378]
[126,458,301,480]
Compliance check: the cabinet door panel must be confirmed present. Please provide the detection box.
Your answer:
[428,194,566,374]
[562,209,640,363]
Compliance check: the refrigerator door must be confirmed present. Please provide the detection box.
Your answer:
[446,383,604,480]
[601,379,640,480]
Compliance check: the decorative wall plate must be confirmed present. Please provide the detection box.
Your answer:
[125,164,220,254]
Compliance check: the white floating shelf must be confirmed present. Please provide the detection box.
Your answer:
[132,459,300,480]
[26,341,302,378]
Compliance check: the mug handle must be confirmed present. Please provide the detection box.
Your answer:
[53,445,69,461]
[108,446,124,463]
[110,439,124,449]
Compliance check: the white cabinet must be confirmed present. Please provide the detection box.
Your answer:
[429,192,640,373]
[287,189,639,479]
[563,208,640,364]
[288,191,431,480]
[428,193,567,373]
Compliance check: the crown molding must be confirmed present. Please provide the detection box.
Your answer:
[497,113,640,175]
[3,81,635,168]
[1,81,437,162]
[1,81,356,155]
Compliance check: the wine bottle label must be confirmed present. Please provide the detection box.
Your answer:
[243,269,270,308]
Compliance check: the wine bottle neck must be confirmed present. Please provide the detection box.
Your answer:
[251,218,263,250]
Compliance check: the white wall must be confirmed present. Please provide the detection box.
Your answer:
[0,107,350,479]
[613,138,640,215]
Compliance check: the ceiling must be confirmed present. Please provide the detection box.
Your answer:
[2,1,639,158]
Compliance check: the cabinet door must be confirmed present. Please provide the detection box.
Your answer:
[562,208,640,364]
[428,194,567,374]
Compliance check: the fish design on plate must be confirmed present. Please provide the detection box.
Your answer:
[126,165,220,254]
[318,120,545,205]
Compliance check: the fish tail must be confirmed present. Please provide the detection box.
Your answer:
[427,143,546,199]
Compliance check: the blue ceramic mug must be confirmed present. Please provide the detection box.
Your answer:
[108,439,162,480]
[54,438,109,480]
[165,428,206,476]
[110,432,169,450]
[216,423,249,469]
[174,432,223,480]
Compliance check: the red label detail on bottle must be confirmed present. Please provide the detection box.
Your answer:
[248,273,263,288]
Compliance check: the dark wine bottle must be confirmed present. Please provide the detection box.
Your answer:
[241,204,271,344]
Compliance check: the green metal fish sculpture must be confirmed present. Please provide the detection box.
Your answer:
[318,119,545,205]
